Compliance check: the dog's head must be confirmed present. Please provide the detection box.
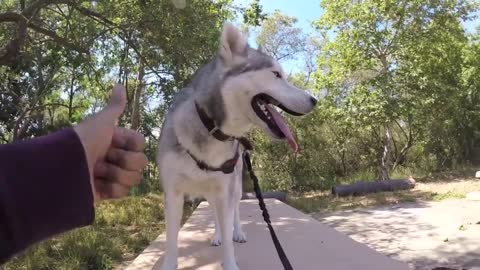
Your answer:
[196,23,317,152]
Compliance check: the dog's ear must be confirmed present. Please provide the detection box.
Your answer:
[219,23,248,66]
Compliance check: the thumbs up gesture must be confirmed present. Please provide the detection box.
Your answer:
[73,84,148,202]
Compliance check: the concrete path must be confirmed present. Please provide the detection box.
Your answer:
[314,199,480,270]
[126,199,409,270]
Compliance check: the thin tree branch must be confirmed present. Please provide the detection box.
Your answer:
[0,13,27,66]
[0,12,25,23]
[73,6,165,80]
[33,102,82,111]
[22,0,73,17]
[0,0,83,66]
[28,23,88,53]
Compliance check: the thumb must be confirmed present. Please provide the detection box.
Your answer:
[98,83,127,123]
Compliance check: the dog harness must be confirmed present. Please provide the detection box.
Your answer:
[186,143,240,174]
[184,102,253,174]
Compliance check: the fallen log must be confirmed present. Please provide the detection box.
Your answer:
[332,177,416,197]
[242,191,287,202]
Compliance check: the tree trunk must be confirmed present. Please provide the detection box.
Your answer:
[12,114,30,141]
[12,100,31,141]
[378,126,391,181]
[131,58,145,130]
[47,107,55,127]
[341,148,347,176]
[68,75,75,121]
[391,120,414,170]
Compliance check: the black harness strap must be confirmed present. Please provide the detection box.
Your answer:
[195,102,234,142]
[186,143,240,174]
[243,151,293,270]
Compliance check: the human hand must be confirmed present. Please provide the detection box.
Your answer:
[73,84,148,202]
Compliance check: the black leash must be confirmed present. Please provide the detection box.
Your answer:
[243,151,293,270]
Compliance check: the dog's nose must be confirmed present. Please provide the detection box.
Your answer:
[309,96,318,106]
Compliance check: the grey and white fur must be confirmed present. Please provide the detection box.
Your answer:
[156,23,317,270]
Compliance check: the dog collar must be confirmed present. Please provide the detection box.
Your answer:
[194,101,254,150]
[188,101,254,174]
[186,142,240,174]
[195,101,235,141]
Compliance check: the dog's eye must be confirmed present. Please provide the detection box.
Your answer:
[272,71,282,79]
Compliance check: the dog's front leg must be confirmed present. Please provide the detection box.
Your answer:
[233,166,246,243]
[206,197,222,246]
[215,194,239,270]
[233,200,246,243]
[161,190,184,270]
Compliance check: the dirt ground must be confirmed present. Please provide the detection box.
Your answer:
[314,199,480,270]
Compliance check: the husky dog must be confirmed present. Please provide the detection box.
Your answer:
[156,23,317,270]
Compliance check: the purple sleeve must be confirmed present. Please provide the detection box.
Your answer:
[0,127,94,264]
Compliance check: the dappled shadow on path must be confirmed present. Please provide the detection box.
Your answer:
[314,200,480,270]
[127,199,410,270]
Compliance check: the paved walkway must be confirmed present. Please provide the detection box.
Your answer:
[126,199,409,270]
[314,199,480,270]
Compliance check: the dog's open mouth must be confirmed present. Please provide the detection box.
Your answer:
[251,94,305,153]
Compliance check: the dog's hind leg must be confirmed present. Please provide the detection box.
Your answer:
[161,190,184,270]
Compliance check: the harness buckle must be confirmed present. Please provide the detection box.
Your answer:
[209,126,219,135]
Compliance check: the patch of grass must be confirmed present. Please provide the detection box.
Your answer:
[3,193,194,270]
[337,169,377,185]
[287,189,427,214]
[409,165,477,183]
[288,173,480,215]
[431,191,465,201]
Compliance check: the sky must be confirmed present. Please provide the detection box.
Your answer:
[232,0,480,73]
[233,0,321,36]
[232,0,323,73]
[234,0,480,36]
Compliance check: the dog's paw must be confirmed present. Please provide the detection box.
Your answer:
[233,229,247,243]
[211,233,222,246]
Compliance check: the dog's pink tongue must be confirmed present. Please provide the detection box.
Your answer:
[266,105,298,153]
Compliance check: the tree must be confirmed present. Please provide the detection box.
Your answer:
[255,10,307,62]
[456,28,480,162]
[0,0,236,134]
[242,0,267,27]
[314,0,478,180]
[288,36,323,88]
[0,0,240,200]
